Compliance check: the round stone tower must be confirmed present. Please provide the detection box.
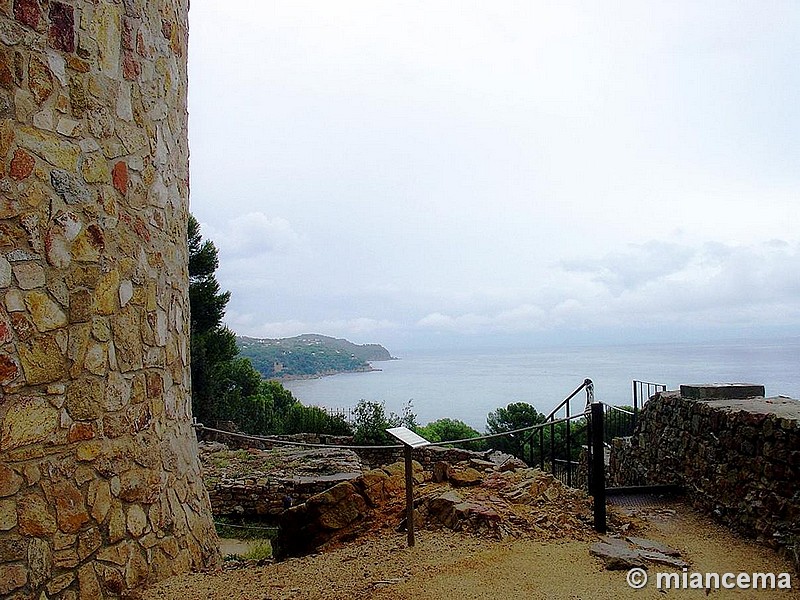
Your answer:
[0,0,219,597]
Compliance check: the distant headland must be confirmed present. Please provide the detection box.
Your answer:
[236,333,395,380]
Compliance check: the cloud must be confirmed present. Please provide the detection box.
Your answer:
[414,239,800,337]
[561,241,695,295]
[224,312,399,342]
[200,212,303,258]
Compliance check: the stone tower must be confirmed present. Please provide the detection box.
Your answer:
[0,0,219,597]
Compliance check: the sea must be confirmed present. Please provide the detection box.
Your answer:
[283,337,800,432]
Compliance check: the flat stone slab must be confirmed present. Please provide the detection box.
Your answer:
[663,391,800,421]
[591,536,690,571]
[626,536,681,557]
[590,542,646,570]
[680,383,765,400]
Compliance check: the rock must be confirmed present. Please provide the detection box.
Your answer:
[0,499,18,530]
[0,395,59,450]
[43,479,90,533]
[626,536,682,557]
[382,460,424,484]
[126,505,148,537]
[432,461,449,483]
[469,458,497,471]
[119,468,161,504]
[357,469,389,507]
[590,541,647,570]
[24,290,68,331]
[428,490,464,529]
[485,450,527,471]
[448,466,483,487]
[17,493,58,537]
[639,550,690,569]
[0,464,23,497]
[307,482,367,530]
[0,563,28,595]
[50,168,91,205]
[27,537,52,588]
[18,334,68,385]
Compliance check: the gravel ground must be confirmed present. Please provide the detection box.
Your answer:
[136,500,799,600]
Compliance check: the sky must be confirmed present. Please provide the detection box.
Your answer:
[187,1,800,352]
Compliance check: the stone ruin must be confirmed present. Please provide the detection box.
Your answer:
[0,1,219,597]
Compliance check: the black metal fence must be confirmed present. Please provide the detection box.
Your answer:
[632,379,667,428]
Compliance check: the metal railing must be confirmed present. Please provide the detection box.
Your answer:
[632,379,667,428]
[526,378,594,488]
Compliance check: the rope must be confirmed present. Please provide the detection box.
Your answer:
[194,425,403,450]
[213,520,279,532]
[194,412,585,450]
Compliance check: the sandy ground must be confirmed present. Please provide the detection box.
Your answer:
[138,500,798,600]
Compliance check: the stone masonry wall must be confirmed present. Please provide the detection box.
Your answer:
[199,433,508,519]
[0,1,219,598]
[609,390,800,567]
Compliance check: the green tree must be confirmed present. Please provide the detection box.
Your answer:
[486,402,545,457]
[188,214,260,425]
[351,400,400,445]
[187,214,352,437]
[416,418,486,450]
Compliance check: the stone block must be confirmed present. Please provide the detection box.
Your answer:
[680,383,765,400]
[0,395,59,450]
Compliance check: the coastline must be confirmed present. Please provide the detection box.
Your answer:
[271,364,383,382]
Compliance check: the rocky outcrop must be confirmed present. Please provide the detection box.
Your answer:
[0,1,218,597]
[590,536,687,570]
[279,462,608,556]
[199,443,364,516]
[608,387,800,568]
[279,460,423,555]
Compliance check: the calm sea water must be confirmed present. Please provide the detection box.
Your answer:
[283,338,800,431]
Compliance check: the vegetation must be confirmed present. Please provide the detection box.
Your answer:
[415,418,486,450]
[187,215,352,437]
[486,402,546,456]
[242,539,273,562]
[351,399,416,445]
[238,334,392,379]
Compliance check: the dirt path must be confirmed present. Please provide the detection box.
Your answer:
[138,500,798,599]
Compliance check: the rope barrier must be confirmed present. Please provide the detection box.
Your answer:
[213,520,279,532]
[194,412,585,451]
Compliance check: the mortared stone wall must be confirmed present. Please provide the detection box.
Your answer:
[0,0,219,597]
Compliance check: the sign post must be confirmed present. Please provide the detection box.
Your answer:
[385,427,430,547]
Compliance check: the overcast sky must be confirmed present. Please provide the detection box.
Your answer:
[187,1,800,352]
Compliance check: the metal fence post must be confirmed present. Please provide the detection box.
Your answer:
[404,444,414,546]
[590,402,606,533]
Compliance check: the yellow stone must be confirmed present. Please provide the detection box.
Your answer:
[94,3,122,78]
[24,290,68,332]
[21,180,49,207]
[0,119,15,157]
[81,154,110,184]
[0,395,59,450]
[70,230,101,262]
[94,269,119,315]
[15,127,80,171]
[18,334,68,385]
[76,441,103,462]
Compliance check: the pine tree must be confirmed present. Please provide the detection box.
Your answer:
[188,215,238,424]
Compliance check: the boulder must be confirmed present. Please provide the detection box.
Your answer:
[590,542,647,570]
[432,461,449,483]
[428,491,464,529]
[356,469,389,507]
[448,466,483,487]
[307,482,368,530]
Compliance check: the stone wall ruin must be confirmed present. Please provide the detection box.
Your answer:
[608,385,800,569]
[0,0,219,597]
